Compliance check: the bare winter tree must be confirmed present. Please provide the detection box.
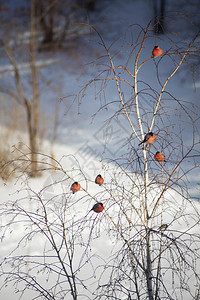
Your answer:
[0,0,104,178]
[0,158,85,299]
[76,22,200,299]
[0,1,41,177]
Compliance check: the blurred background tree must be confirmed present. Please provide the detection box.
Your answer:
[0,0,102,177]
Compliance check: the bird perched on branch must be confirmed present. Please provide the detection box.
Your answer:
[91,202,104,213]
[158,224,168,231]
[138,132,155,145]
[95,174,104,186]
[70,182,80,194]
[154,151,166,162]
[152,46,163,57]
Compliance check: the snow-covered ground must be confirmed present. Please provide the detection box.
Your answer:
[0,0,200,299]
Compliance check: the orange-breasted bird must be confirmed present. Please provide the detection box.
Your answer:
[138,132,155,145]
[95,174,104,186]
[152,46,163,57]
[91,202,104,213]
[70,182,80,194]
[154,151,166,162]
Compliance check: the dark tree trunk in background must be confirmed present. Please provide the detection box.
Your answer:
[153,0,166,34]
[85,0,97,11]
[35,0,54,48]
[77,0,98,11]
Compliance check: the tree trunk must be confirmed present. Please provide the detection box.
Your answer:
[35,0,54,49]
[144,148,154,299]
[25,101,38,177]
[146,227,154,300]
[29,0,39,177]
[153,0,166,34]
